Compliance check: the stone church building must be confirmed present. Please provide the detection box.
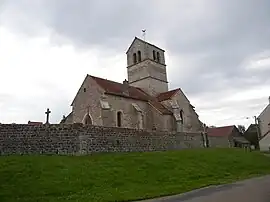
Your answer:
[61,37,203,132]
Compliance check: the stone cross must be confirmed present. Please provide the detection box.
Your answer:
[45,108,51,124]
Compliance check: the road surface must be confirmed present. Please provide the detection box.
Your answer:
[139,175,270,202]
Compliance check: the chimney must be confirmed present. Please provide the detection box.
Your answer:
[123,79,129,96]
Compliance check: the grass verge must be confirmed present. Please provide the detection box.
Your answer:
[1,148,270,202]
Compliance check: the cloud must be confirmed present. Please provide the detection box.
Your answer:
[0,0,269,127]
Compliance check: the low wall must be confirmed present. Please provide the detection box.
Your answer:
[0,124,204,155]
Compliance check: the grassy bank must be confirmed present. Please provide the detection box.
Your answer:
[1,149,270,202]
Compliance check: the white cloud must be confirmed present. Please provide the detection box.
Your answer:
[243,51,270,70]
[0,26,126,123]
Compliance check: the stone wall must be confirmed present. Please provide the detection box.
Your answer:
[0,124,204,155]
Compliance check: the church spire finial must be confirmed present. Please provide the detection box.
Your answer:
[142,29,146,41]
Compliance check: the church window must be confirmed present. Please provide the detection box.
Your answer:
[83,88,86,92]
[157,52,160,63]
[117,111,122,127]
[138,51,142,62]
[100,100,110,109]
[153,50,156,60]
[133,53,137,64]
[180,110,184,124]
[83,113,92,125]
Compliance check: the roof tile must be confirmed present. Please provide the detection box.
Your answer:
[207,125,235,137]
[90,75,172,115]
[156,88,180,102]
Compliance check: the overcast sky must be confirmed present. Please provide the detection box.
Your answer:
[0,0,269,127]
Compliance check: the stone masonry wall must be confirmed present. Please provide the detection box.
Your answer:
[0,124,204,155]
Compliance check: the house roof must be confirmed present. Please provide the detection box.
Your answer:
[156,88,180,102]
[245,124,258,134]
[90,75,172,115]
[126,37,165,54]
[207,125,235,137]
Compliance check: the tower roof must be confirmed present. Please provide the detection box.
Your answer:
[126,37,165,54]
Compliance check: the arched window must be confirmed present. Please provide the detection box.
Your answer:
[133,53,137,64]
[138,51,141,62]
[117,111,122,127]
[157,52,160,63]
[83,113,92,125]
[153,50,156,60]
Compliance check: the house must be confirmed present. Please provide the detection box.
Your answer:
[61,37,203,132]
[258,97,270,151]
[244,124,260,149]
[207,125,250,148]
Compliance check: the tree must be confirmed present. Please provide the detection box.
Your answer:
[237,125,246,134]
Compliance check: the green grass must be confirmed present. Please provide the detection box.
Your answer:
[0,149,270,202]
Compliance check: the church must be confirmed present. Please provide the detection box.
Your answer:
[61,37,203,132]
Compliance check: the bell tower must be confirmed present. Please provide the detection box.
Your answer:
[126,37,168,96]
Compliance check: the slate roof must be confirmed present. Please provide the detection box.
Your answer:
[90,75,172,115]
[156,88,180,102]
[207,125,235,137]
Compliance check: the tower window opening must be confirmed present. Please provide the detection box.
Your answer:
[117,111,122,127]
[157,52,160,63]
[138,51,141,62]
[153,50,156,60]
[133,53,137,64]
